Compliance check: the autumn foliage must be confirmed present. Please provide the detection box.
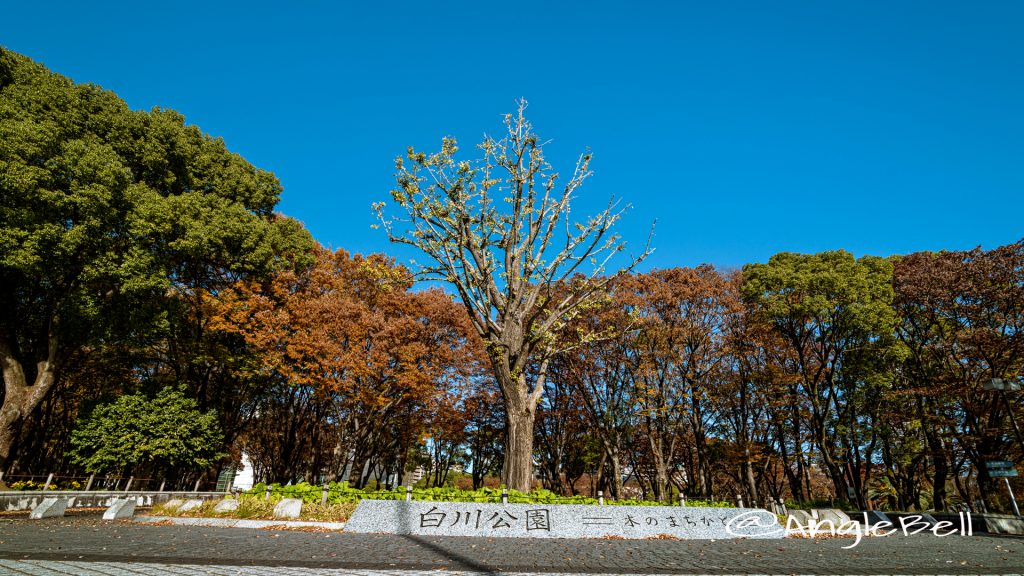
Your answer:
[207,246,487,486]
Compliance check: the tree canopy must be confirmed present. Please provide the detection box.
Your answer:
[0,47,312,470]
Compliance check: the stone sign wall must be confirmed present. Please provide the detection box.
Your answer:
[344,500,782,539]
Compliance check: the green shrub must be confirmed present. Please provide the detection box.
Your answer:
[246,482,734,507]
[69,388,224,476]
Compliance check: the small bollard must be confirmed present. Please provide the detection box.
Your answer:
[406,486,413,502]
[43,473,54,491]
[85,474,95,491]
[265,486,272,499]
[30,497,67,519]
[598,490,605,505]
[124,476,133,492]
[321,483,329,505]
[501,488,508,505]
[777,498,787,516]
[679,493,686,507]
[736,494,744,507]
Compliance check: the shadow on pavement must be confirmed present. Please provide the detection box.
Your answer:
[399,534,500,575]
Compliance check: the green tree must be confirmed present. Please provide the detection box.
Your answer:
[0,48,312,470]
[742,251,898,506]
[69,387,223,477]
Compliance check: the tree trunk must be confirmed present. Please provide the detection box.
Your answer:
[594,451,606,497]
[0,338,58,472]
[742,445,759,506]
[647,432,669,502]
[774,418,803,502]
[348,450,368,488]
[490,350,545,493]
[501,402,536,492]
[920,400,949,511]
[608,447,624,500]
[800,453,814,500]
[471,435,486,489]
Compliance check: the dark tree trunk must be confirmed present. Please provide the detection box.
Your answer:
[502,406,535,492]
[0,341,58,473]
[920,399,950,511]
[607,447,624,500]
[492,359,543,493]
[742,445,759,506]
[774,417,803,502]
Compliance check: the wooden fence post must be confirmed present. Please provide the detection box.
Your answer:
[321,483,329,505]
[598,490,605,505]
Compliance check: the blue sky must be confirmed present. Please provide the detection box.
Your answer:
[3,1,1022,271]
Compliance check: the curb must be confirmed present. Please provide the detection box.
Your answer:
[133,515,346,530]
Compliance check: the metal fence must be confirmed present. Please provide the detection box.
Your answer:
[0,472,207,493]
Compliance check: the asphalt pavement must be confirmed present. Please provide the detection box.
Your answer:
[0,515,1021,575]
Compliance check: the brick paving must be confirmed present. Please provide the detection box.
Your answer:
[0,516,1021,574]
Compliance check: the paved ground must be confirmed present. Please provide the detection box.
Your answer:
[0,515,1021,575]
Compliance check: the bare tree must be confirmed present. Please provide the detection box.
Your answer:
[375,100,652,490]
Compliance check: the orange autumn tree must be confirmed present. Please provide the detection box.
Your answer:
[210,246,481,486]
[623,266,741,502]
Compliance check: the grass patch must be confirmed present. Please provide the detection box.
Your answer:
[152,496,356,522]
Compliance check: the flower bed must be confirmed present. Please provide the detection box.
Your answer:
[8,479,83,491]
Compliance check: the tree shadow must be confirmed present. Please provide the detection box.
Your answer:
[393,500,500,574]
[399,534,501,575]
